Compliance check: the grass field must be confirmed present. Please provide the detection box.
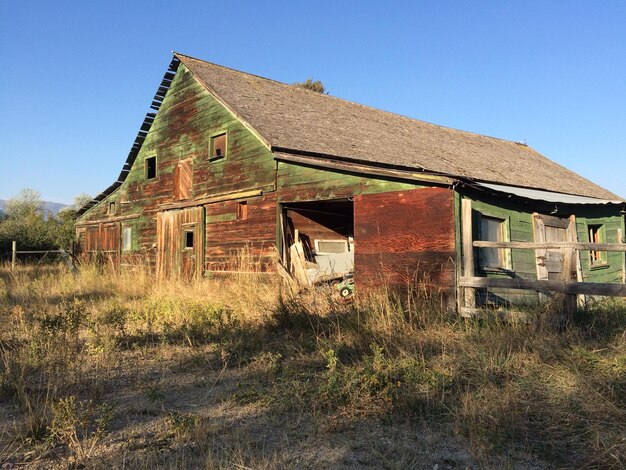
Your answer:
[0,262,624,469]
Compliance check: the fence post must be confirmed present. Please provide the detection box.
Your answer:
[618,228,625,284]
[461,199,475,309]
[11,240,16,271]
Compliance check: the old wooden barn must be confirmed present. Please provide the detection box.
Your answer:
[76,53,626,312]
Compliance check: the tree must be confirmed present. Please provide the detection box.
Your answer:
[72,193,92,210]
[293,78,327,94]
[0,189,51,254]
[52,193,92,250]
[0,190,92,256]
[4,188,44,220]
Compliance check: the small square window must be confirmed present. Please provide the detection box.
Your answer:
[210,133,227,160]
[122,226,132,251]
[184,230,194,249]
[237,201,248,220]
[588,224,606,265]
[145,156,157,179]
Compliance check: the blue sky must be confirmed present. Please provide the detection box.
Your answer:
[1,0,624,203]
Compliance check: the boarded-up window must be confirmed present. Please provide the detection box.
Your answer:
[237,201,248,220]
[210,133,227,160]
[174,159,193,200]
[588,224,606,265]
[479,215,507,269]
[122,226,132,251]
[145,156,157,179]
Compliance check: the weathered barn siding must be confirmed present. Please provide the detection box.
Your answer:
[574,209,624,283]
[77,63,276,273]
[204,193,277,273]
[156,207,204,279]
[354,188,456,300]
[462,194,625,306]
[466,197,540,305]
[76,54,624,308]
[276,161,423,202]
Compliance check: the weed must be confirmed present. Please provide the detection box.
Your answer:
[166,411,196,442]
[49,395,114,462]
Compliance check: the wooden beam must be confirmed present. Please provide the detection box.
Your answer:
[532,212,548,301]
[461,198,475,308]
[472,240,626,252]
[274,152,454,185]
[458,276,626,297]
[571,215,586,306]
[76,214,140,227]
[158,189,263,211]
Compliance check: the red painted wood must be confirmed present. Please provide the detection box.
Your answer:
[204,193,277,272]
[354,188,456,295]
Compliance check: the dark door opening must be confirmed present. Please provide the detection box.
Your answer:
[280,199,354,285]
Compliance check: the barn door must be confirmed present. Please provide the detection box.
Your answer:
[353,187,456,295]
[157,207,205,279]
[101,223,121,269]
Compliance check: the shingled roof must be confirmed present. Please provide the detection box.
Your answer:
[175,53,619,200]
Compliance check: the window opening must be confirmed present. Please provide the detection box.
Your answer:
[145,156,157,179]
[588,224,606,265]
[210,133,227,160]
[122,226,132,251]
[184,230,194,249]
[108,201,116,215]
[237,201,248,220]
[479,215,507,269]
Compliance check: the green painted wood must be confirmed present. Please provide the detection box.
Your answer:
[77,63,277,272]
[575,214,624,283]
[277,161,423,202]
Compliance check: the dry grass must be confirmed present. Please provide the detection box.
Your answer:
[0,260,624,469]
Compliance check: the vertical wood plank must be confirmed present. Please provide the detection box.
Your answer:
[570,215,586,306]
[11,240,16,271]
[533,213,548,302]
[461,198,475,308]
[618,228,625,284]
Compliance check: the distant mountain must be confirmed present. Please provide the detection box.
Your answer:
[0,199,67,216]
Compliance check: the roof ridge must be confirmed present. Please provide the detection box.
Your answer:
[173,52,527,148]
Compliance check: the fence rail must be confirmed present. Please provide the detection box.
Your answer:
[460,199,626,318]
[472,240,626,252]
[458,276,626,297]
[8,241,74,271]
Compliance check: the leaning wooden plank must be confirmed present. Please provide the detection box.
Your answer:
[458,277,626,297]
[473,241,626,251]
[289,244,310,286]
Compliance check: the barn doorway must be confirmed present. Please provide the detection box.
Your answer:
[280,199,354,285]
[157,206,205,280]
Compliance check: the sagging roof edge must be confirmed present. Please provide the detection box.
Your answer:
[76,56,182,217]
[465,181,626,207]
[273,149,626,207]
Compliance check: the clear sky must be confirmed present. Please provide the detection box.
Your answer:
[1,0,624,203]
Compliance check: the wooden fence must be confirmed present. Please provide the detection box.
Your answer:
[8,241,75,271]
[460,199,626,316]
